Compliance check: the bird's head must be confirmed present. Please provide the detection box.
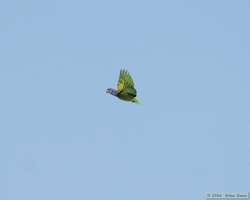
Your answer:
[106,88,117,96]
[106,88,111,93]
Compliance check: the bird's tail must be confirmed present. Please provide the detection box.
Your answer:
[132,98,142,105]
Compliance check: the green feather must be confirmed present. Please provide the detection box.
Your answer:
[107,68,142,104]
[132,97,142,104]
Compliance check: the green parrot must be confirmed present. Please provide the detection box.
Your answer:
[106,69,141,104]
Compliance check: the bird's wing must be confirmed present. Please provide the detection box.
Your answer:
[117,69,135,92]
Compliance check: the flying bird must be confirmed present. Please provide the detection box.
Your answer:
[106,69,141,104]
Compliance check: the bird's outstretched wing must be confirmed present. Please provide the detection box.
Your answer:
[117,69,135,93]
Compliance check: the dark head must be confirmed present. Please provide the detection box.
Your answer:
[106,88,118,96]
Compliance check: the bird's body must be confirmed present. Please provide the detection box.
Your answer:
[106,69,141,104]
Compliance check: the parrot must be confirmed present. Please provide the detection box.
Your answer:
[106,69,141,104]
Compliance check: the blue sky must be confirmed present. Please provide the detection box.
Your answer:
[1,0,250,199]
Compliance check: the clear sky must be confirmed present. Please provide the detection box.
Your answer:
[1,0,250,199]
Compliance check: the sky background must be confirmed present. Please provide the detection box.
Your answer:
[1,0,250,199]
